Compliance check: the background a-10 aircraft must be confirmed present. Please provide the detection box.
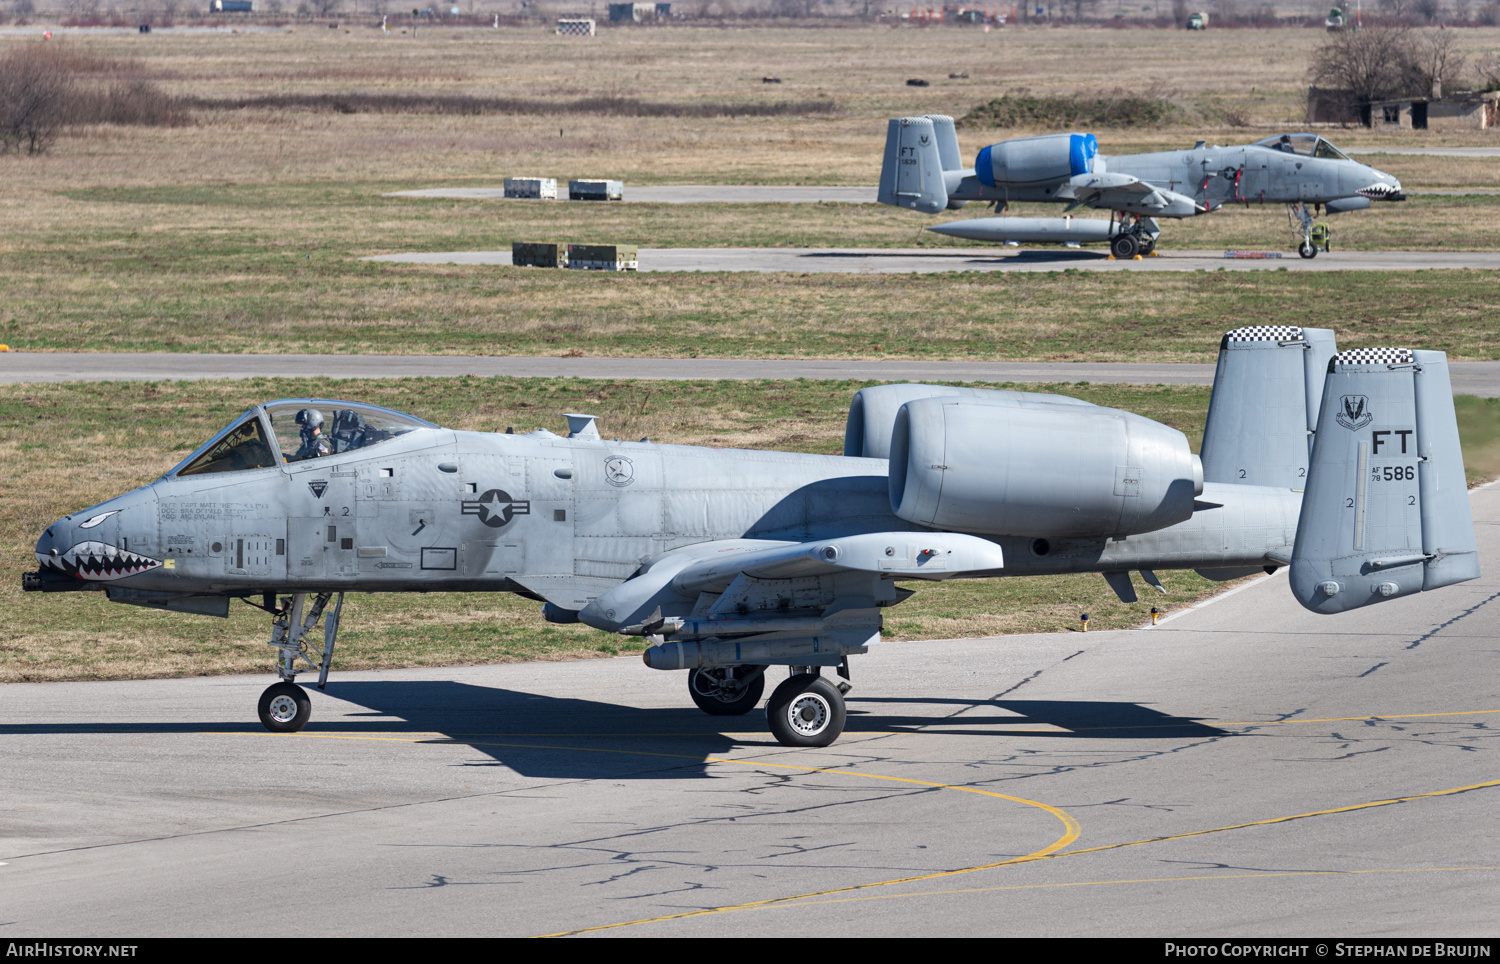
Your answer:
[26,327,1478,747]
[878,115,1405,258]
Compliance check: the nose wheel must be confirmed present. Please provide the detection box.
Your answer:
[766,672,847,748]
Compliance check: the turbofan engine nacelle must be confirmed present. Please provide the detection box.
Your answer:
[888,396,1203,539]
[976,132,1102,188]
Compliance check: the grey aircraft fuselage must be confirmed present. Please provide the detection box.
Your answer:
[29,412,1298,609]
[952,139,1403,211]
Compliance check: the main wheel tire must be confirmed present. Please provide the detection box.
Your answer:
[1298,240,1318,259]
[1110,234,1139,259]
[688,667,765,716]
[766,675,846,748]
[258,681,311,733]
[1138,236,1156,255]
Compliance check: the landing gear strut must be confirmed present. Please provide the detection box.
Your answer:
[257,591,344,733]
[765,665,851,748]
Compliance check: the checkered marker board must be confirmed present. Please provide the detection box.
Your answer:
[1333,347,1414,367]
[1223,325,1304,343]
[557,18,595,35]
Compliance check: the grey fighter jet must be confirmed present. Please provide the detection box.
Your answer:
[878,116,1405,258]
[25,329,1477,747]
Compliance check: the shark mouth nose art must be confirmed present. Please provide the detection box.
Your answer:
[38,541,162,581]
[1357,183,1400,199]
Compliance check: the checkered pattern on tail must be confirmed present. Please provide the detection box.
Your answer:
[1224,325,1304,343]
[1333,347,1414,367]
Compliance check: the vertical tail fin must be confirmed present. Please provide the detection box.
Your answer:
[1199,325,1336,489]
[877,117,948,214]
[1290,348,1479,613]
[926,114,964,173]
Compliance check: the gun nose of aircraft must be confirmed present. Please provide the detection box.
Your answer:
[32,491,163,583]
[1355,164,1404,201]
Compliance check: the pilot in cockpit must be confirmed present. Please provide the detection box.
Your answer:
[293,408,332,461]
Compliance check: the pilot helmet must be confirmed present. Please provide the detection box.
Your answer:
[294,408,324,433]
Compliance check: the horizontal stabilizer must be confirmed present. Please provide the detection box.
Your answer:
[1290,348,1479,613]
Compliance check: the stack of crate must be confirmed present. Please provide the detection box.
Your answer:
[568,179,624,201]
[511,243,568,268]
[565,244,638,271]
[511,243,638,271]
[503,177,558,200]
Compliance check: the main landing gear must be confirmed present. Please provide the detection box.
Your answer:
[257,591,344,733]
[689,663,851,747]
[1107,213,1157,260]
[687,666,766,716]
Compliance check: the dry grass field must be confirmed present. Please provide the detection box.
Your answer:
[0,25,1497,361]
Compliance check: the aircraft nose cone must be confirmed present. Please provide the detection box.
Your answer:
[35,496,164,582]
[34,524,63,567]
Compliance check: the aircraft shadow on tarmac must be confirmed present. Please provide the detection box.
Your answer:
[0,681,1228,779]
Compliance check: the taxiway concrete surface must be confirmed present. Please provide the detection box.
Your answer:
[8,354,1500,397]
[365,247,1500,274]
[4,491,1498,936]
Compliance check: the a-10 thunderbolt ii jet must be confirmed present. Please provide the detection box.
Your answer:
[25,329,1478,747]
[878,115,1405,258]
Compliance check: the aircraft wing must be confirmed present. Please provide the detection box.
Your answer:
[580,532,1005,646]
[1060,172,1204,218]
[669,531,1006,594]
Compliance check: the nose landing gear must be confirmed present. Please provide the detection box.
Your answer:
[1290,202,1331,259]
[257,591,343,733]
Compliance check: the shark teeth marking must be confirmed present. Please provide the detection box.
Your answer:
[1357,183,1398,198]
[38,541,162,581]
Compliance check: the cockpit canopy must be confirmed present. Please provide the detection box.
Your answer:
[1253,133,1352,161]
[170,400,438,478]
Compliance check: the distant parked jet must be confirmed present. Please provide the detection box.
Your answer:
[878,117,1404,258]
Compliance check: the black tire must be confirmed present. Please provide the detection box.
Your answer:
[1138,236,1156,255]
[258,681,311,733]
[1298,241,1318,259]
[1110,234,1139,259]
[766,674,846,748]
[688,667,765,716]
